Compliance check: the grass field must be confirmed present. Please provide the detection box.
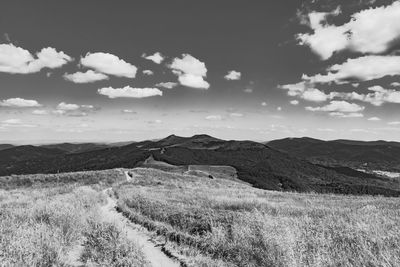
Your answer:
[115,168,400,267]
[1,167,399,266]
[0,169,149,266]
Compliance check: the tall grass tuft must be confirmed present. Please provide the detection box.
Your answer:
[80,220,149,266]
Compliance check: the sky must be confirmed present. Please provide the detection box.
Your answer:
[1,0,400,143]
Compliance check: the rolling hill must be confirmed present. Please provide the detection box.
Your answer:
[268,137,400,171]
[39,142,110,154]
[0,144,14,151]
[0,135,399,196]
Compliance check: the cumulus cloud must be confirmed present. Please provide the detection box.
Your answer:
[169,54,209,89]
[2,118,22,124]
[230,113,244,117]
[155,82,178,89]
[143,52,164,64]
[391,82,400,87]
[56,102,80,112]
[63,70,108,83]
[332,86,400,106]
[298,2,400,59]
[368,116,381,121]
[261,102,267,106]
[53,103,94,117]
[303,55,400,84]
[0,98,42,107]
[243,88,253,93]
[98,86,162,98]
[290,100,299,105]
[301,88,329,102]
[80,52,137,78]
[279,82,329,102]
[0,44,72,74]
[122,109,136,114]
[388,121,400,125]
[1,118,37,127]
[329,112,364,118]
[32,109,48,115]
[281,81,400,107]
[306,100,364,113]
[142,70,154,76]
[224,70,241,80]
[205,115,223,121]
[178,74,210,89]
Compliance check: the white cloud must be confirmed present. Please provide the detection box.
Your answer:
[170,54,207,76]
[0,98,42,107]
[2,118,22,124]
[63,70,108,83]
[169,54,209,89]
[282,81,400,106]
[224,70,241,80]
[98,86,162,98]
[51,103,95,117]
[306,100,365,113]
[57,102,80,111]
[230,113,244,117]
[243,88,253,93]
[368,116,381,121]
[178,74,210,89]
[147,119,162,124]
[332,86,400,106]
[301,88,329,102]
[32,109,48,115]
[290,100,299,105]
[279,82,328,102]
[205,115,223,121]
[143,52,164,64]
[142,70,154,76]
[329,112,364,118]
[391,82,400,87]
[0,44,72,74]
[80,52,137,78]
[277,106,282,111]
[1,118,37,127]
[81,105,94,110]
[388,121,400,125]
[122,109,136,113]
[298,2,400,59]
[279,81,307,96]
[317,128,336,132]
[261,102,267,106]
[303,55,400,84]
[155,82,178,89]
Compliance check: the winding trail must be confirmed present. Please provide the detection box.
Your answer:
[101,187,181,267]
[65,170,181,267]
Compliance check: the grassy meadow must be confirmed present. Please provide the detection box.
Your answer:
[0,170,149,267]
[115,168,400,267]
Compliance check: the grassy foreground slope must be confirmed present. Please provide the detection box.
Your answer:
[116,168,400,267]
[0,170,149,266]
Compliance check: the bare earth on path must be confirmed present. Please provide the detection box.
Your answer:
[100,188,181,267]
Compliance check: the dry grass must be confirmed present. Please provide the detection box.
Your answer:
[115,167,400,267]
[0,186,103,266]
[80,220,149,266]
[0,170,148,267]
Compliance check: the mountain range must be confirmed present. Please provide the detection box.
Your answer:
[268,137,400,172]
[0,135,399,196]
